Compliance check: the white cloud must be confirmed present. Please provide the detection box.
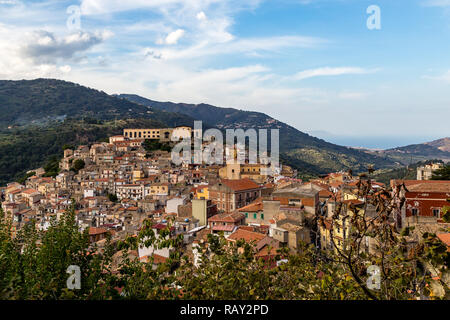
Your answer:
[159,29,185,45]
[294,67,378,80]
[145,35,324,61]
[20,30,111,64]
[80,0,262,15]
[423,70,450,82]
[196,11,207,21]
[0,0,19,5]
[0,22,111,79]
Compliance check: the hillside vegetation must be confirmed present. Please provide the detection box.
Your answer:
[0,79,445,186]
[0,118,167,185]
[119,94,396,174]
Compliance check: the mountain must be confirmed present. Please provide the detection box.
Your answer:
[117,94,396,174]
[5,78,442,186]
[0,118,165,185]
[426,137,450,153]
[0,79,198,185]
[361,138,450,166]
[0,79,195,128]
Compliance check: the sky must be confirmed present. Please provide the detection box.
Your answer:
[0,0,449,149]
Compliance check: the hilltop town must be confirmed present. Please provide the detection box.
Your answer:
[1,126,449,280]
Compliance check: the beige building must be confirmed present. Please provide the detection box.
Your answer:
[416,163,444,180]
[123,127,191,142]
[192,199,217,226]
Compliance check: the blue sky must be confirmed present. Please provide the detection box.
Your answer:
[0,0,449,149]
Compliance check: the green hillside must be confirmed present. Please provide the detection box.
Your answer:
[0,118,170,185]
[118,94,396,174]
[3,79,441,186]
[0,79,194,128]
[0,79,197,185]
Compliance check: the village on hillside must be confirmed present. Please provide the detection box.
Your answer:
[1,126,449,275]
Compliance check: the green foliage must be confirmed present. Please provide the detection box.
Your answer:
[108,193,118,203]
[17,171,35,185]
[432,165,450,180]
[0,79,196,185]
[62,144,74,151]
[121,94,397,175]
[70,159,85,173]
[0,79,193,127]
[0,200,448,300]
[0,118,173,186]
[43,156,60,178]
[143,139,172,153]
[0,207,118,300]
[442,206,450,223]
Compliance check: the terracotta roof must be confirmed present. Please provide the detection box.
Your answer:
[319,189,333,198]
[89,227,108,235]
[238,199,263,212]
[407,182,450,193]
[228,228,266,243]
[220,179,261,191]
[212,224,236,232]
[21,188,39,195]
[208,212,245,223]
[392,179,450,188]
[437,233,450,251]
[255,245,278,257]
[140,254,168,264]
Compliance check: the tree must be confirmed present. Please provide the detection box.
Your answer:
[17,171,35,185]
[62,144,74,151]
[0,171,448,300]
[71,159,85,173]
[0,207,118,300]
[432,165,450,180]
[442,206,450,223]
[108,193,118,203]
[43,156,60,177]
[143,139,172,153]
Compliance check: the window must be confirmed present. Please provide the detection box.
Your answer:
[245,212,248,218]
[433,209,440,217]
[261,213,264,220]
[412,208,418,216]
[253,213,257,219]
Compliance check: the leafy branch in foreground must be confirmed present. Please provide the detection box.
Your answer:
[0,170,448,300]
